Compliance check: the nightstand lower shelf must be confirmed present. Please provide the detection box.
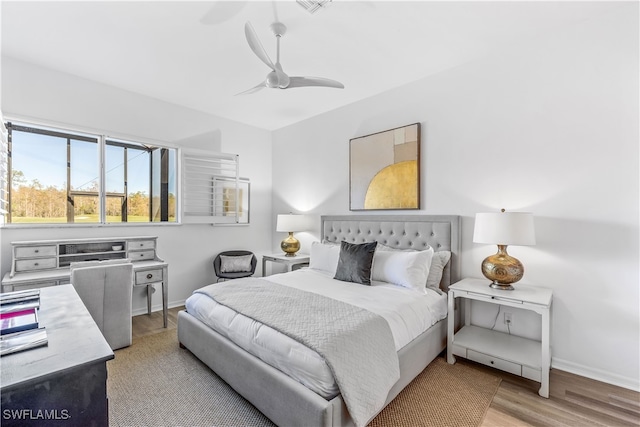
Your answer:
[451,325,543,382]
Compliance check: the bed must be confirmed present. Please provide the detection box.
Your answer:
[177,215,461,427]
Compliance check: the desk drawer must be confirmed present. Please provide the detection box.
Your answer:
[15,258,57,272]
[129,250,155,261]
[10,281,59,292]
[128,240,155,251]
[135,269,163,285]
[467,350,522,376]
[15,246,57,258]
[466,291,524,304]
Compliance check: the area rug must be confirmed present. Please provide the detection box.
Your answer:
[108,330,501,427]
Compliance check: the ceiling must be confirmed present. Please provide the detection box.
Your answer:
[1,1,623,131]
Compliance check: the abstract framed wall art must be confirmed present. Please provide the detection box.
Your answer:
[349,123,420,211]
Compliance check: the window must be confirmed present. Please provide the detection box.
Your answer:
[5,122,177,224]
[0,119,8,225]
[104,139,176,223]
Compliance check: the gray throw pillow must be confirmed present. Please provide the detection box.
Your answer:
[426,251,451,290]
[220,254,253,273]
[333,241,377,285]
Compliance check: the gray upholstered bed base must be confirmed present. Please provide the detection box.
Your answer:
[177,215,460,427]
[178,310,447,427]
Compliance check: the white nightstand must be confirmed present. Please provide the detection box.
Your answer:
[262,253,310,277]
[447,277,553,397]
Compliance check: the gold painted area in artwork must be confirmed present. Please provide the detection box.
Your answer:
[364,160,418,209]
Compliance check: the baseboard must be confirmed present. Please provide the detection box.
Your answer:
[132,299,186,317]
[552,357,640,392]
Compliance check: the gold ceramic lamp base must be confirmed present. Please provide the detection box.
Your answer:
[481,245,524,290]
[281,232,300,257]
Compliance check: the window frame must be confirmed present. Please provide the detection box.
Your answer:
[0,118,8,226]
[2,119,181,228]
[103,138,174,224]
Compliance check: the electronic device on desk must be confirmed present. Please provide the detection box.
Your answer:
[0,289,48,356]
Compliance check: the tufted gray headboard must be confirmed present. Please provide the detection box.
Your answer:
[321,215,461,290]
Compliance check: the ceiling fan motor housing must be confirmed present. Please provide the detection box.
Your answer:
[270,22,287,37]
[266,71,280,88]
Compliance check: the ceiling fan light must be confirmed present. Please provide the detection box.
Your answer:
[296,0,332,14]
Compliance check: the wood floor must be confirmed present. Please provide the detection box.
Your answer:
[477,359,639,426]
[133,307,640,427]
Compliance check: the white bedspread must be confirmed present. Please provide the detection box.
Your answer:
[185,268,447,399]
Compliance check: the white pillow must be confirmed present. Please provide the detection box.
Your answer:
[426,251,451,290]
[309,242,341,274]
[371,246,434,292]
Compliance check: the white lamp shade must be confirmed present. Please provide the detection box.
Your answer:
[276,214,308,232]
[473,212,536,246]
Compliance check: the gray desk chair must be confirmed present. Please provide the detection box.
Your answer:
[213,250,257,282]
[70,260,134,350]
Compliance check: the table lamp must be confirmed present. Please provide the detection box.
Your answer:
[276,214,307,257]
[473,209,536,290]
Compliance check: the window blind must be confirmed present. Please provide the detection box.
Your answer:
[181,150,241,224]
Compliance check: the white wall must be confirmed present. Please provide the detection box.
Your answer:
[272,6,639,390]
[0,57,273,314]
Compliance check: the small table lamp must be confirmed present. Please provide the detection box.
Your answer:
[473,209,536,290]
[276,214,307,257]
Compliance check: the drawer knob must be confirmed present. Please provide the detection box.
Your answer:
[34,262,39,266]
[490,360,495,365]
[34,249,39,253]
[146,273,153,279]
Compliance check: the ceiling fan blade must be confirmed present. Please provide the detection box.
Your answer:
[235,81,267,95]
[287,76,344,89]
[244,22,276,71]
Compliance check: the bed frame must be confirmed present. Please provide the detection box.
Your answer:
[178,215,461,427]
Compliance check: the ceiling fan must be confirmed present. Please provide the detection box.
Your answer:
[238,21,344,95]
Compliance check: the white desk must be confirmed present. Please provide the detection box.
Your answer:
[1,285,114,427]
[2,261,169,328]
[2,236,169,328]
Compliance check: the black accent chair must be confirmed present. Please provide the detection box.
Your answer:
[213,250,257,282]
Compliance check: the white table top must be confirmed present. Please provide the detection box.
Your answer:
[263,253,310,263]
[1,284,114,389]
[450,277,552,306]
